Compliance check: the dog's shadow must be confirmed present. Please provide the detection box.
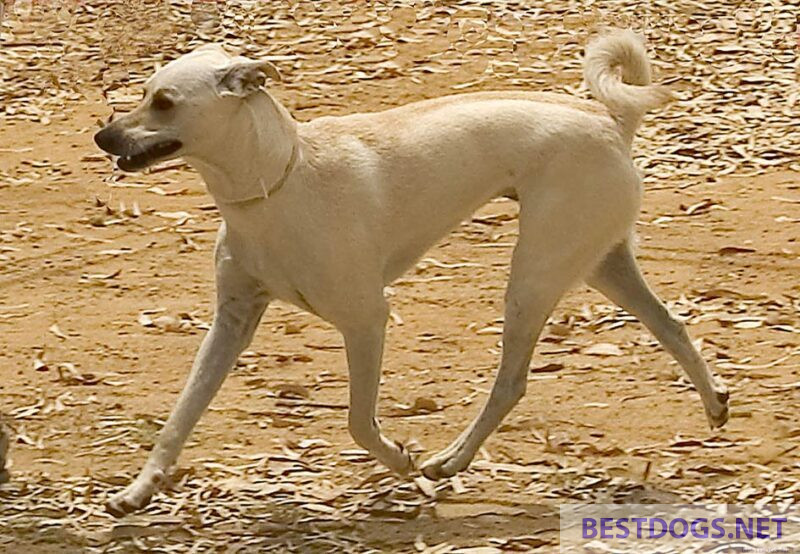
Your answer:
[334,501,558,551]
[238,495,560,552]
[0,474,684,552]
[299,481,681,551]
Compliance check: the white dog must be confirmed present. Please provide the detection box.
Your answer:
[94,30,729,516]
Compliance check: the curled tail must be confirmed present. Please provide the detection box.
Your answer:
[584,29,673,143]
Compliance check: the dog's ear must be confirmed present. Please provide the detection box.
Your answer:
[216,58,282,98]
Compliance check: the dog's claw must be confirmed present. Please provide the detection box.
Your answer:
[389,440,415,476]
[419,452,469,481]
[420,463,445,481]
[106,488,156,517]
[420,460,458,481]
[106,495,145,518]
[105,468,166,517]
[106,486,155,517]
[706,388,730,430]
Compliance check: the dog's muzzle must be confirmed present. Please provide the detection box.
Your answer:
[115,140,183,172]
[94,127,182,172]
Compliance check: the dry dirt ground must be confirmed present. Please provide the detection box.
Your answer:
[0,2,798,553]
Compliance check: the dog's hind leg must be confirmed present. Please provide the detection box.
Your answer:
[420,187,622,480]
[341,298,414,475]
[587,240,729,428]
[106,232,270,517]
[420,243,565,479]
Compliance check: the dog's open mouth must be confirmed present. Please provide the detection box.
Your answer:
[117,140,183,172]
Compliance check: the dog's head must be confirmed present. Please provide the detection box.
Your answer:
[94,44,281,172]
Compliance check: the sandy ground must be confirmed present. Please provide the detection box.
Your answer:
[0,2,798,552]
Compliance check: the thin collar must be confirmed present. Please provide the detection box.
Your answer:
[260,141,298,199]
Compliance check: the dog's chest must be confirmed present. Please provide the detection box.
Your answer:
[222,218,320,314]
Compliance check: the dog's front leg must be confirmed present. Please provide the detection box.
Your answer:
[342,302,414,475]
[107,249,269,517]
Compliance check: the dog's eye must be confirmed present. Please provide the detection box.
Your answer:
[152,91,175,111]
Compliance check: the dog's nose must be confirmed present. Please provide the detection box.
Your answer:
[94,126,120,154]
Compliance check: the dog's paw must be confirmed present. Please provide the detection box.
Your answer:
[705,387,730,430]
[105,468,166,517]
[106,490,152,518]
[419,450,470,481]
[383,440,415,477]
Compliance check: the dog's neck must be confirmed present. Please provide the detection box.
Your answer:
[185,90,298,204]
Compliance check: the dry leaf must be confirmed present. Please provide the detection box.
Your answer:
[583,343,624,357]
[48,323,68,340]
[718,246,756,255]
